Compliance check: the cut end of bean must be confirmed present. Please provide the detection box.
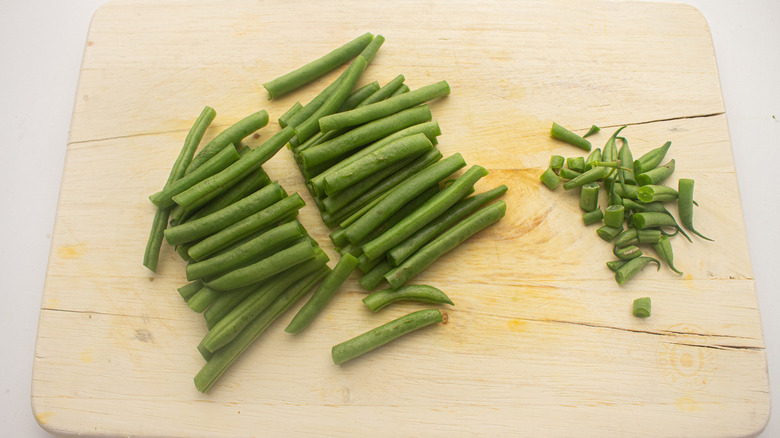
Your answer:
[632,297,652,318]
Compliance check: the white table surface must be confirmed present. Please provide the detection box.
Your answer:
[2,1,777,436]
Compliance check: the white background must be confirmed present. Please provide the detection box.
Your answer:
[1,0,777,436]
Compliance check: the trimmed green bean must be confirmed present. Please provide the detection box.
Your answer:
[632,211,678,230]
[323,133,434,196]
[617,137,636,184]
[165,182,287,245]
[549,155,565,171]
[205,239,318,291]
[285,253,360,333]
[362,165,488,262]
[540,168,560,190]
[606,260,627,272]
[149,145,240,209]
[359,74,405,108]
[262,33,374,99]
[596,224,623,242]
[559,167,582,180]
[387,185,508,266]
[194,267,329,393]
[279,102,302,128]
[583,125,601,138]
[359,259,393,291]
[582,209,604,225]
[385,200,506,289]
[187,286,221,313]
[300,105,433,170]
[584,148,602,172]
[201,251,330,352]
[339,191,392,229]
[678,178,712,241]
[363,285,453,312]
[550,122,591,151]
[181,167,272,224]
[622,198,646,212]
[614,244,642,261]
[613,183,638,199]
[338,81,381,112]
[604,204,625,228]
[579,182,599,211]
[204,283,261,330]
[567,157,585,173]
[636,159,675,186]
[185,221,306,281]
[319,81,450,133]
[633,141,671,175]
[178,280,204,301]
[391,84,410,96]
[186,110,269,175]
[632,297,651,318]
[636,185,678,203]
[563,166,608,190]
[172,127,296,212]
[331,309,444,364]
[345,153,466,245]
[653,235,683,274]
[615,256,661,285]
[602,126,626,163]
[188,194,305,261]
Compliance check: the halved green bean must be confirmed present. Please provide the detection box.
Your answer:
[583,125,601,138]
[205,239,318,291]
[185,221,306,281]
[559,167,582,180]
[597,224,623,242]
[632,297,651,318]
[188,286,221,313]
[194,267,330,393]
[362,165,488,262]
[319,81,450,133]
[387,185,508,266]
[180,167,272,224]
[606,260,627,272]
[584,148,602,172]
[678,178,713,241]
[324,133,434,196]
[385,200,506,289]
[188,194,305,261]
[332,308,444,364]
[615,256,661,285]
[363,285,453,312]
[165,182,287,245]
[604,204,625,228]
[633,141,671,175]
[172,127,296,212]
[614,244,642,261]
[359,259,393,291]
[285,253,360,334]
[563,166,608,190]
[567,157,585,173]
[186,110,269,175]
[178,280,204,301]
[550,122,591,151]
[201,251,330,352]
[149,145,240,209]
[345,153,466,245]
[636,160,675,186]
[583,209,604,225]
[300,105,433,170]
[540,168,560,190]
[549,155,565,171]
[262,33,374,99]
[636,184,678,203]
[652,235,683,274]
[279,102,303,128]
[579,182,599,211]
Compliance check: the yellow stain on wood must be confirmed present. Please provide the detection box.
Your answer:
[57,243,86,260]
[81,351,93,363]
[36,411,54,425]
[675,395,698,412]
[507,318,527,332]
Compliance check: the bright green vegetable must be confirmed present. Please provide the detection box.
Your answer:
[540,168,561,190]
[613,244,642,261]
[559,167,582,180]
[579,182,599,211]
[363,285,453,312]
[584,148,602,172]
[582,209,604,225]
[596,224,623,242]
[567,156,585,173]
[615,257,661,285]
[179,167,272,225]
[549,155,565,170]
[633,141,671,175]
[187,286,221,313]
[583,125,601,138]
[359,259,393,291]
[278,102,302,128]
[678,178,712,241]
[652,235,683,274]
[604,204,625,228]
[563,166,608,190]
[185,110,269,175]
[632,297,652,318]
[550,122,591,151]
[178,280,204,301]
[636,160,675,186]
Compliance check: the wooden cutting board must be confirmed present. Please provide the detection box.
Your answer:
[32,0,769,436]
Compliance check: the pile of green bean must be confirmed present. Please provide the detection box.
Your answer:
[274,34,508,294]
[541,122,713,314]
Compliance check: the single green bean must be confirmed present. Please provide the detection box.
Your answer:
[579,182,599,211]
[632,297,651,318]
[188,194,305,260]
[262,33,374,99]
[614,244,642,261]
[339,81,382,112]
[606,260,627,272]
[549,155,565,171]
[201,251,330,352]
[597,224,623,242]
[285,253,360,333]
[300,105,433,170]
[188,286,221,313]
[636,160,675,186]
[559,167,582,179]
[387,185,508,266]
[165,182,287,245]
[540,168,560,190]
[567,156,585,173]
[601,126,626,163]
[358,74,405,108]
[345,153,466,245]
[391,84,410,96]
[634,141,671,175]
[279,102,303,128]
[678,178,712,241]
[363,285,453,312]
[583,125,601,138]
[604,204,625,228]
[636,184,678,203]
[385,200,506,289]
[194,267,330,393]
[652,235,683,274]
[178,280,204,301]
[563,166,608,190]
[582,209,604,225]
[359,259,393,291]
[319,81,450,133]
[617,137,636,185]
[149,145,240,209]
[205,239,318,291]
[172,127,296,212]
[331,308,444,364]
[185,221,307,281]
[632,211,678,230]
[186,110,269,175]
[584,148,602,172]
[550,122,591,151]
[615,256,661,285]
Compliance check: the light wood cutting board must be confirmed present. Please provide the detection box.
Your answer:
[31,0,769,436]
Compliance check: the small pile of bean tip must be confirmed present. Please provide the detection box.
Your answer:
[540,122,713,318]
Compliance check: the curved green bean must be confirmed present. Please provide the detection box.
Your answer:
[584,125,601,138]
[601,126,626,163]
[633,141,671,175]
[363,285,453,312]
[318,80,450,133]
[678,178,712,241]
[262,33,374,99]
[385,200,506,289]
[636,159,675,186]
[331,309,444,365]
[617,137,636,184]
[550,122,591,151]
[615,256,661,285]
[652,235,683,274]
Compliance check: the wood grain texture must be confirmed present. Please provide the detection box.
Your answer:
[32,0,768,437]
